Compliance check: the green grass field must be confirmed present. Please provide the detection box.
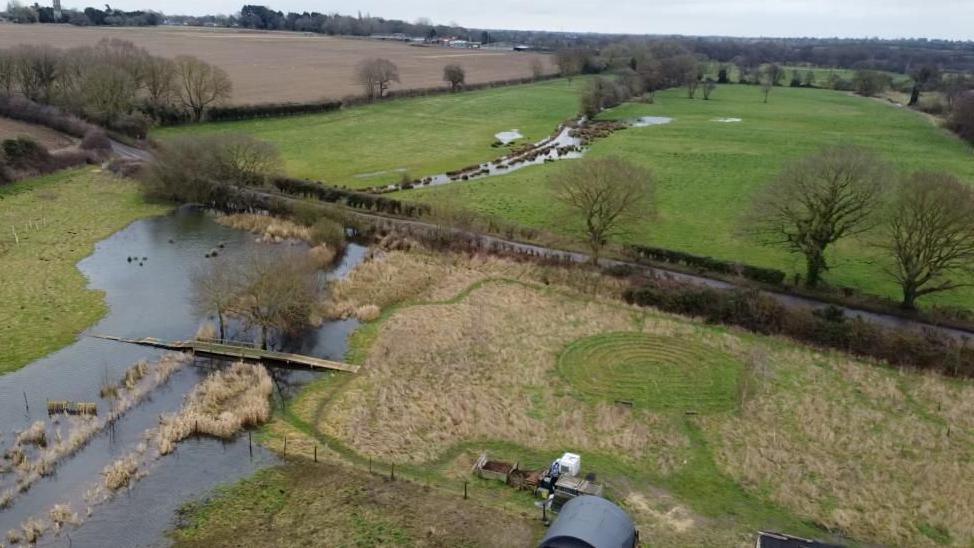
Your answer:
[558,332,742,413]
[155,79,586,189]
[402,84,974,309]
[0,169,167,374]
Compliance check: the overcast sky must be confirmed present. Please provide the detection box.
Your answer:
[95,0,972,40]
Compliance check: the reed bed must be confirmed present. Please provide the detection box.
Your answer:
[215,213,313,243]
[156,361,273,455]
[0,353,189,509]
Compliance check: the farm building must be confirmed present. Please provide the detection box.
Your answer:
[538,495,637,548]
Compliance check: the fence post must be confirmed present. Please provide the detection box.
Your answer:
[464,481,468,500]
[314,444,317,463]
[248,431,253,459]
[283,435,287,457]
[390,463,395,481]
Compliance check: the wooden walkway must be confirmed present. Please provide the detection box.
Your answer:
[91,335,359,373]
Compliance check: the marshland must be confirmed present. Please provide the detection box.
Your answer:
[2,3,974,547]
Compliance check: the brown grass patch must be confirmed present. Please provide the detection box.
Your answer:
[215,213,313,243]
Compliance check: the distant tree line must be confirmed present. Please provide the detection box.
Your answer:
[2,1,162,26]
[0,39,231,135]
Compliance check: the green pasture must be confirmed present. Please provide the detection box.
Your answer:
[155,78,586,189]
[403,84,974,309]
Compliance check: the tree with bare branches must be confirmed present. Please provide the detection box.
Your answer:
[443,64,465,91]
[551,157,654,265]
[236,251,317,349]
[143,56,177,108]
[882,172,974,310]
[356,58,400,101]
[529,58,544,80]
[174,55,232,122]
[191,258,243,342]
[748,145,890,287]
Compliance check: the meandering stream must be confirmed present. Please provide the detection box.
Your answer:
[0,207,365,546]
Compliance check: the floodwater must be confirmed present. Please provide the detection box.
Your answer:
[630,116,674,127]
[493,129,523,144]
[0,207,366,546]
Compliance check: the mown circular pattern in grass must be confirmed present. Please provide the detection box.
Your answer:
[557,332,742,413]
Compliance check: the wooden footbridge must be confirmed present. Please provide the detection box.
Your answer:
[91,335,359,373]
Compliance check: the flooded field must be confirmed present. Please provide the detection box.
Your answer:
[0,207,364,546]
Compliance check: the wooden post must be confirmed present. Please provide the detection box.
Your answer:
[248,431,253,458]
[283,435,287,457]
[314,444,317,463]
[464,481,468,500]
[23,391,28,413]
[369,457,372,473]
[391,463,395,480]
[542,500,547,523]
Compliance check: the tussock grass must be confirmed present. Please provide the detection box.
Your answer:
[103,454,140,491]
[307,244,336,268]
[352,304,381,322]
[14,422,47,448]
[48,503,80,532]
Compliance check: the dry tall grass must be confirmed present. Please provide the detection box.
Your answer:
[215,213,312,243]
[156,361,273,455]
[313,246,974,546]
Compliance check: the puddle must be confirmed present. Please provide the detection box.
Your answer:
[494,129,523,144]
[631,116,673,127]
[711,117,742,123]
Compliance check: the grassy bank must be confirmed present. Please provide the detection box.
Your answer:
[171,461,543,547]
[0,169,167,374]
[183,248,974,546]
[402,84,974,309]
[154,78,585,189]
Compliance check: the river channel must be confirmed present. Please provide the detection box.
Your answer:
[0,206,366,546]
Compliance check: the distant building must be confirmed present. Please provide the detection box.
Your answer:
[538,495,637,548]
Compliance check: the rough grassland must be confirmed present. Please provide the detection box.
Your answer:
[0,25,553,104]
[403,84,974,309]
[171,462,542,547]
[0,169,167,373]
[250,248,974,547]
[155,78,585,188]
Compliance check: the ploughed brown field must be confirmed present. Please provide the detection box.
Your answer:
[0,24,554,104]
[0,117,75,149]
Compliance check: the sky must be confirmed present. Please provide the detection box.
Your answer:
[95,0,972,40]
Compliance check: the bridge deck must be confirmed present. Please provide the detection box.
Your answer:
[91,335,359,373]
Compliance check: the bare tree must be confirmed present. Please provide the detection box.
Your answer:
[443,63,465,91]
[356,58,400,101]
[554,48,586,84]
[702,78,717,100]
[143,56,177,108]
[174,55,232,122]
[748,145,890,287]
[0,50,15,95]
[236,250,317,349]
[882,172,974,310]
[191,258,243,342]
[79,64,137,125]
[529,58,544,80]
[15,45,60,102]
[764,63,784,86]
[671,53,700,98]
[550,157,654,264]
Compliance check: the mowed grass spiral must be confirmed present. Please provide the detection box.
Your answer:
[557,332,742,413]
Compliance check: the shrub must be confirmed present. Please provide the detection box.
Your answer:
[626,244,786,285]
[0,94,97,138]
[311,216,346,249]
[80,128,112,150]
[1,137,50,169]
[624,278,974,377]
[109,111,152,139]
